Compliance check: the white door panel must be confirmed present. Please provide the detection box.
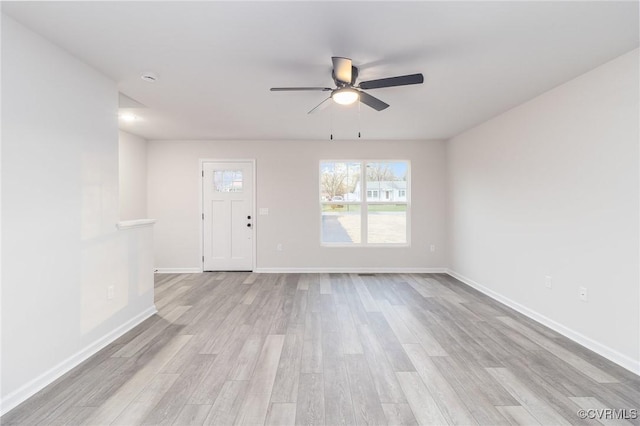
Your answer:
[203,161,254,271]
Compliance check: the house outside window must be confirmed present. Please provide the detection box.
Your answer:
[320,160,409,245]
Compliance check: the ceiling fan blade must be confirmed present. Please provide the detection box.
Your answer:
[308,97,331,114]
[359,73,424,90]
[332,57,352,84]
[359,91,389,111]
[270,87,332,91]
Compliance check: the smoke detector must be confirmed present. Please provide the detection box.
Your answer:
[141,72,158,83]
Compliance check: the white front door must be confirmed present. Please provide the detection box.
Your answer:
[203,161,254,271]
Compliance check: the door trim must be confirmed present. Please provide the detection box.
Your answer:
[199,158,257,272]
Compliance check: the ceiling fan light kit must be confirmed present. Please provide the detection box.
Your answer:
[270,56,424,114]
[332,88,359,105]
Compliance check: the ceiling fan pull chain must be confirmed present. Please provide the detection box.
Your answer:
[358,99,362,139]
[330,103,334,140]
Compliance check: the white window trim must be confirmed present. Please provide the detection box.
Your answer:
[319,160,411,247]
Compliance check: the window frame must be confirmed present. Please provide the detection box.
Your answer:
[319,160,411,247]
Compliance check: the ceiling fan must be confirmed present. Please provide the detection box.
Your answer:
[270,57,424,114]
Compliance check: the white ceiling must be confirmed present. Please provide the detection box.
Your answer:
[3,1,638,141]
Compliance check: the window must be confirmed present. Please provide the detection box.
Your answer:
[320,160,409,245]
[213,170,243,192]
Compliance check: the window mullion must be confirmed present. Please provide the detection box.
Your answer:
[361,161,367,244]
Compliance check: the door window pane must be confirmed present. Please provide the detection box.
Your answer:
[214,170,243,192]
[321,205,361,243]
[367,204,407,244]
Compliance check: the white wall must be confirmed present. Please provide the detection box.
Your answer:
[119,130,148,220]
[148,139,447,272]
[447,49,639,372]
[1,15,156,413]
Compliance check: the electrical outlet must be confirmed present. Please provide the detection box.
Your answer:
[107,285,115,300]
[276,243,283,251]
[579,286,588,302]
[545,275,552,289]
[430,244,436,252]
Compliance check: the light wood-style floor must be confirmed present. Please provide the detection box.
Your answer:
[3,272,639,425]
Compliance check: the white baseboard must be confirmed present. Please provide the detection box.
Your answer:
[155,267,448,274]
[155,268,202,274]
[0,305,157,416]
[254,267,448,274]
[446,269,640,376]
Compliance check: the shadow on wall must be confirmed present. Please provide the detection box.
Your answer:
[80,226,155,335]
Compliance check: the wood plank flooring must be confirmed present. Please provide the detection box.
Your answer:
[3,272,639,425]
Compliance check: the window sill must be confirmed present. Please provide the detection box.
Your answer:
[321,243,410,248]
[116,219,157,230]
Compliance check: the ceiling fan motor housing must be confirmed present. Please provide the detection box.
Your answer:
[332,66,359,87]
